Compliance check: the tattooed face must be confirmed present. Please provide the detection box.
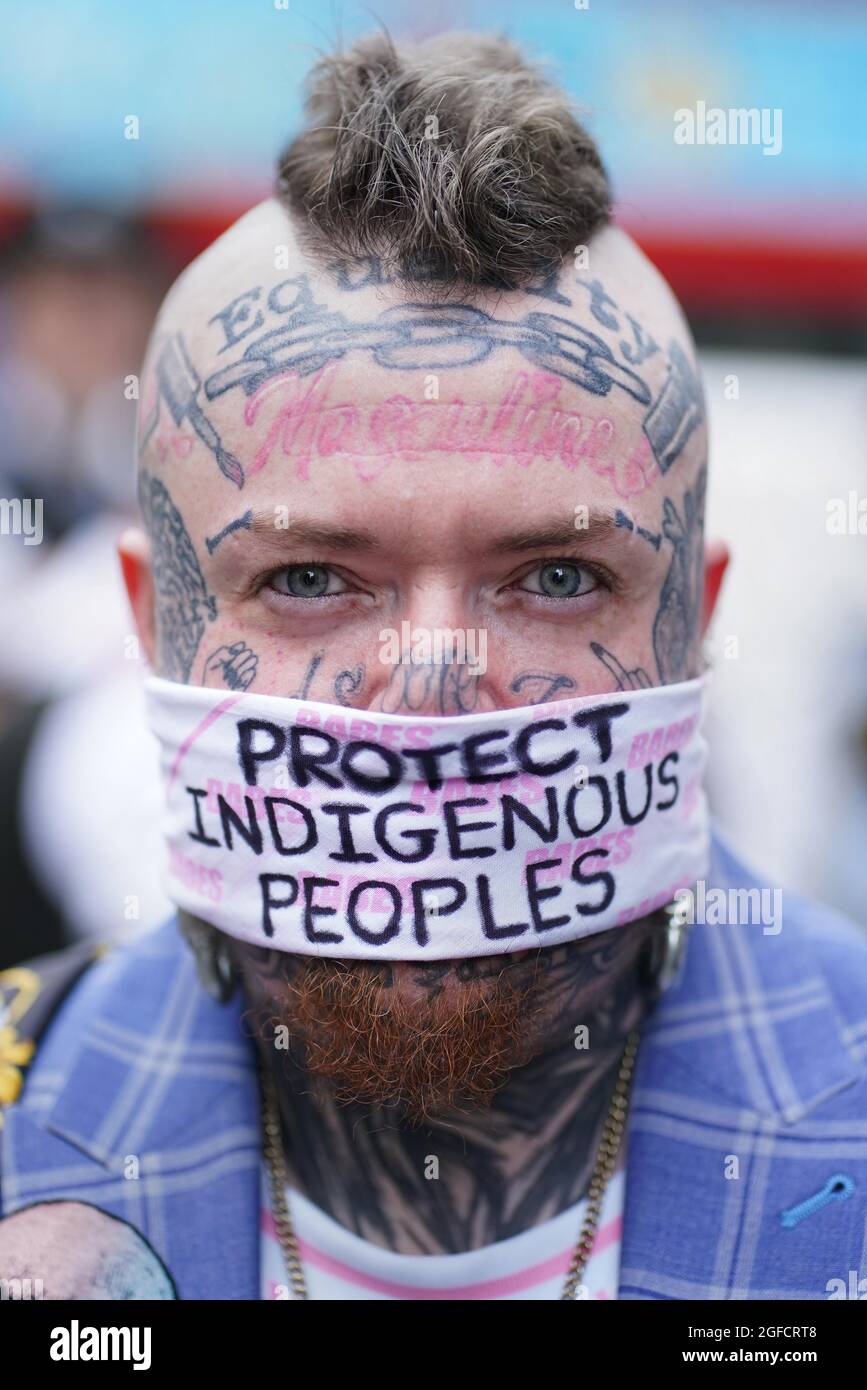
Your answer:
[130,198,708,708]
[126,198,710,1110]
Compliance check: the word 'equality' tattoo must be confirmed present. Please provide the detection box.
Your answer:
[327,252,573,308]
[141,269,704,491]
[138,472,217,682]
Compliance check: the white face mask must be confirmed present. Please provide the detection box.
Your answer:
[144,674,710,961]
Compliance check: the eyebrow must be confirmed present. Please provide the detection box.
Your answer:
[487,513,623,553]
[246,513,377,551]
[227,508,625,556]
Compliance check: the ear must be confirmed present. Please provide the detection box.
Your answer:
[118,527,157,669]
[701,538,730,635]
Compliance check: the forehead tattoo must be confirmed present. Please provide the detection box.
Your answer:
[140,268,704,491]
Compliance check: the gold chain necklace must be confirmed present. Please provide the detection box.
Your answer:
[260,1028,641,1301]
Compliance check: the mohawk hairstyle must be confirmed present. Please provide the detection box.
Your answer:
[275,31,612,292]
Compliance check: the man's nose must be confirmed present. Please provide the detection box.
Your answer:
[366,578,497,715]
[400,578,471,644]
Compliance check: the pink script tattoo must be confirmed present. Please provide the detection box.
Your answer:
[242,364,660,497]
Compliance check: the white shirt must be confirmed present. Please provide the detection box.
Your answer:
[261,1164,624,1300]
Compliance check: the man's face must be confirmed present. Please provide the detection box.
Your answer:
[125,198,711,1120]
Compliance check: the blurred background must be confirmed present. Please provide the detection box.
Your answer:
[0,0,864,967]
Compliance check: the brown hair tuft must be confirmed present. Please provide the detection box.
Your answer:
[275,31,611,291]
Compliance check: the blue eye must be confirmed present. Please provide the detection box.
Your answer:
[520,562,599,599]
[269,564,347,598]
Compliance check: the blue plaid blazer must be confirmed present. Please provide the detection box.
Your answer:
[2,829,867,1300]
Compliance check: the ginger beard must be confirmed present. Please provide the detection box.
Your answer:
[251,952,551,1125]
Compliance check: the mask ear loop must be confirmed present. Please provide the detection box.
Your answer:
[641,895,692,1001]
[178,910,237,1004]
